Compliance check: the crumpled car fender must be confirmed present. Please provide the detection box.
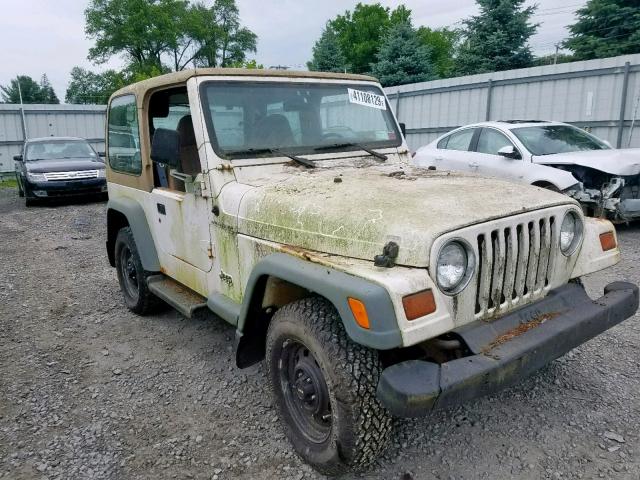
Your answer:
[521,161,580,190]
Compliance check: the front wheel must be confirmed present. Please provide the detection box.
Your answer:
[114,227,162,315]
[265,297,392,475]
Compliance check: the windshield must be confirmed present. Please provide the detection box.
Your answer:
[26,140,96,161]
[201,81,401,158]
[512,125,610,156]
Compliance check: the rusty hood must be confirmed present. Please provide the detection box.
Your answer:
[236,164,573,267]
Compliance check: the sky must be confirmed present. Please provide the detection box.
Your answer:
[0,0,586,103]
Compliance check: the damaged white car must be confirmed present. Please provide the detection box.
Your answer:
[413,120,640,222]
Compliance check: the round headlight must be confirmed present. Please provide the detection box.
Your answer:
[560,210,583,255]
[436,240,474,294]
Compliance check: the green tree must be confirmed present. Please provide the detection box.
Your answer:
[417,27,460,78]
[38,74,60,104]
[0,75,59,104]
[532,52,574,66]
[85,0,189,72]
[564,0,640,60]
[187,0,257,68]
[65,67,127,104]
[307,25,347,73]
[328,3,409,74]
[454,0,538,75]
[371,21,436,87]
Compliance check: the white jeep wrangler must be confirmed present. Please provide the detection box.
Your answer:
[105,68,638,475]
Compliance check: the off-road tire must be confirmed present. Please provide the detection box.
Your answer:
[265,297,392,475]
[114,227,162,315]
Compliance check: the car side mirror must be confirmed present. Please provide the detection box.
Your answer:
[98,151,106,158]
[498,145,520,159]
[399,122,407,138]
[151,128,181,169]
[13,154,23,161]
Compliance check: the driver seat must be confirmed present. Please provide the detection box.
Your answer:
[252,114,294,146]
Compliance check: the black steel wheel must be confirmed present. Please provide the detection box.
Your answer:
[265,297,392,475]
[114,227,162,315]
[279,339,332,444]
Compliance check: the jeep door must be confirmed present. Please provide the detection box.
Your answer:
[147,87,213,290]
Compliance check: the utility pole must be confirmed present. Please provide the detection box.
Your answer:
[16,76,28,140]
[553,44,560,65]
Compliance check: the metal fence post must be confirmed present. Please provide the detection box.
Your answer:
[617,61,631,148]
[485,79,493,121]
[395,89,402,119]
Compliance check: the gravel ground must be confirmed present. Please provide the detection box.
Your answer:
[1,185,639,480]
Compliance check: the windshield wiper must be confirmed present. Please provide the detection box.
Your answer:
[314,142,387,161]
[227,147,316,168]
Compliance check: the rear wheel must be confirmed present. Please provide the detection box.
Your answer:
[265,297,392,475]
[114,227,162,314]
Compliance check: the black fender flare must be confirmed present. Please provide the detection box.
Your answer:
[106,197,160,272]
[233,253,403,367]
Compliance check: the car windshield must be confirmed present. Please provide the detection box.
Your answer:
[512,125,610,156]
[201,81,401,158]
[26,140,96,161]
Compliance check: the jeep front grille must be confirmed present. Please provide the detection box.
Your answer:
[475,215,557,317]
[44,170,99,181]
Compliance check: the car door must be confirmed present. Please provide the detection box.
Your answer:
[471,127,526,182]
[147,90,214,278]
[432,128,479,173]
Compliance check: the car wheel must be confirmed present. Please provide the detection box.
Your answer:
[114,227,162,315]
[265,297,392,475]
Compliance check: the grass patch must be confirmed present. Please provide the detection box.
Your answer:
[0,177,18,189]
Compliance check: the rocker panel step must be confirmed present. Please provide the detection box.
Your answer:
[147,275,207,318]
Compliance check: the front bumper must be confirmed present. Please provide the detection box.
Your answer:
[377,281,638,417]
[26,178,107,197]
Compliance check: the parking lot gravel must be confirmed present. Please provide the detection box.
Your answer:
[1,185,639,480]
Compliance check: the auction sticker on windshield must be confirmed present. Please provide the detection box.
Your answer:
[348,88,386,110]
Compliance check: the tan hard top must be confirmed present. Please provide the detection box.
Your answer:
[111,68,378,101]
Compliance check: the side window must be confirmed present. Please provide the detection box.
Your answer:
[108,95,141,174]
[437,136,448,149]
[445,129,475,151]
[476,128,515,156]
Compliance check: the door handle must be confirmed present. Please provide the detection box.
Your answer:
[435,156,443,161]
[469,162,479,168]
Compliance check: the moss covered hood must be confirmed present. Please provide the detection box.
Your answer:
[236,165,573,267]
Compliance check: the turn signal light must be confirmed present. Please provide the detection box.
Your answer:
[402,289,437,321]
[348,297,370,329]
[600,231,617,251]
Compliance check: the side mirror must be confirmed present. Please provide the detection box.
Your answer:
[98,151,106,158]
[399,122,407,138]
[151,128,181,169]
[498,145,520,159]
[13,154,23,161]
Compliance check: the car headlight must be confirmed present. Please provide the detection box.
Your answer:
[26,172,47,182]
[97,169,106,178]
[436,240,475,294]
[560,210,583,256]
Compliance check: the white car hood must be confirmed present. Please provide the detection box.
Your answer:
[533,148,640,176]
